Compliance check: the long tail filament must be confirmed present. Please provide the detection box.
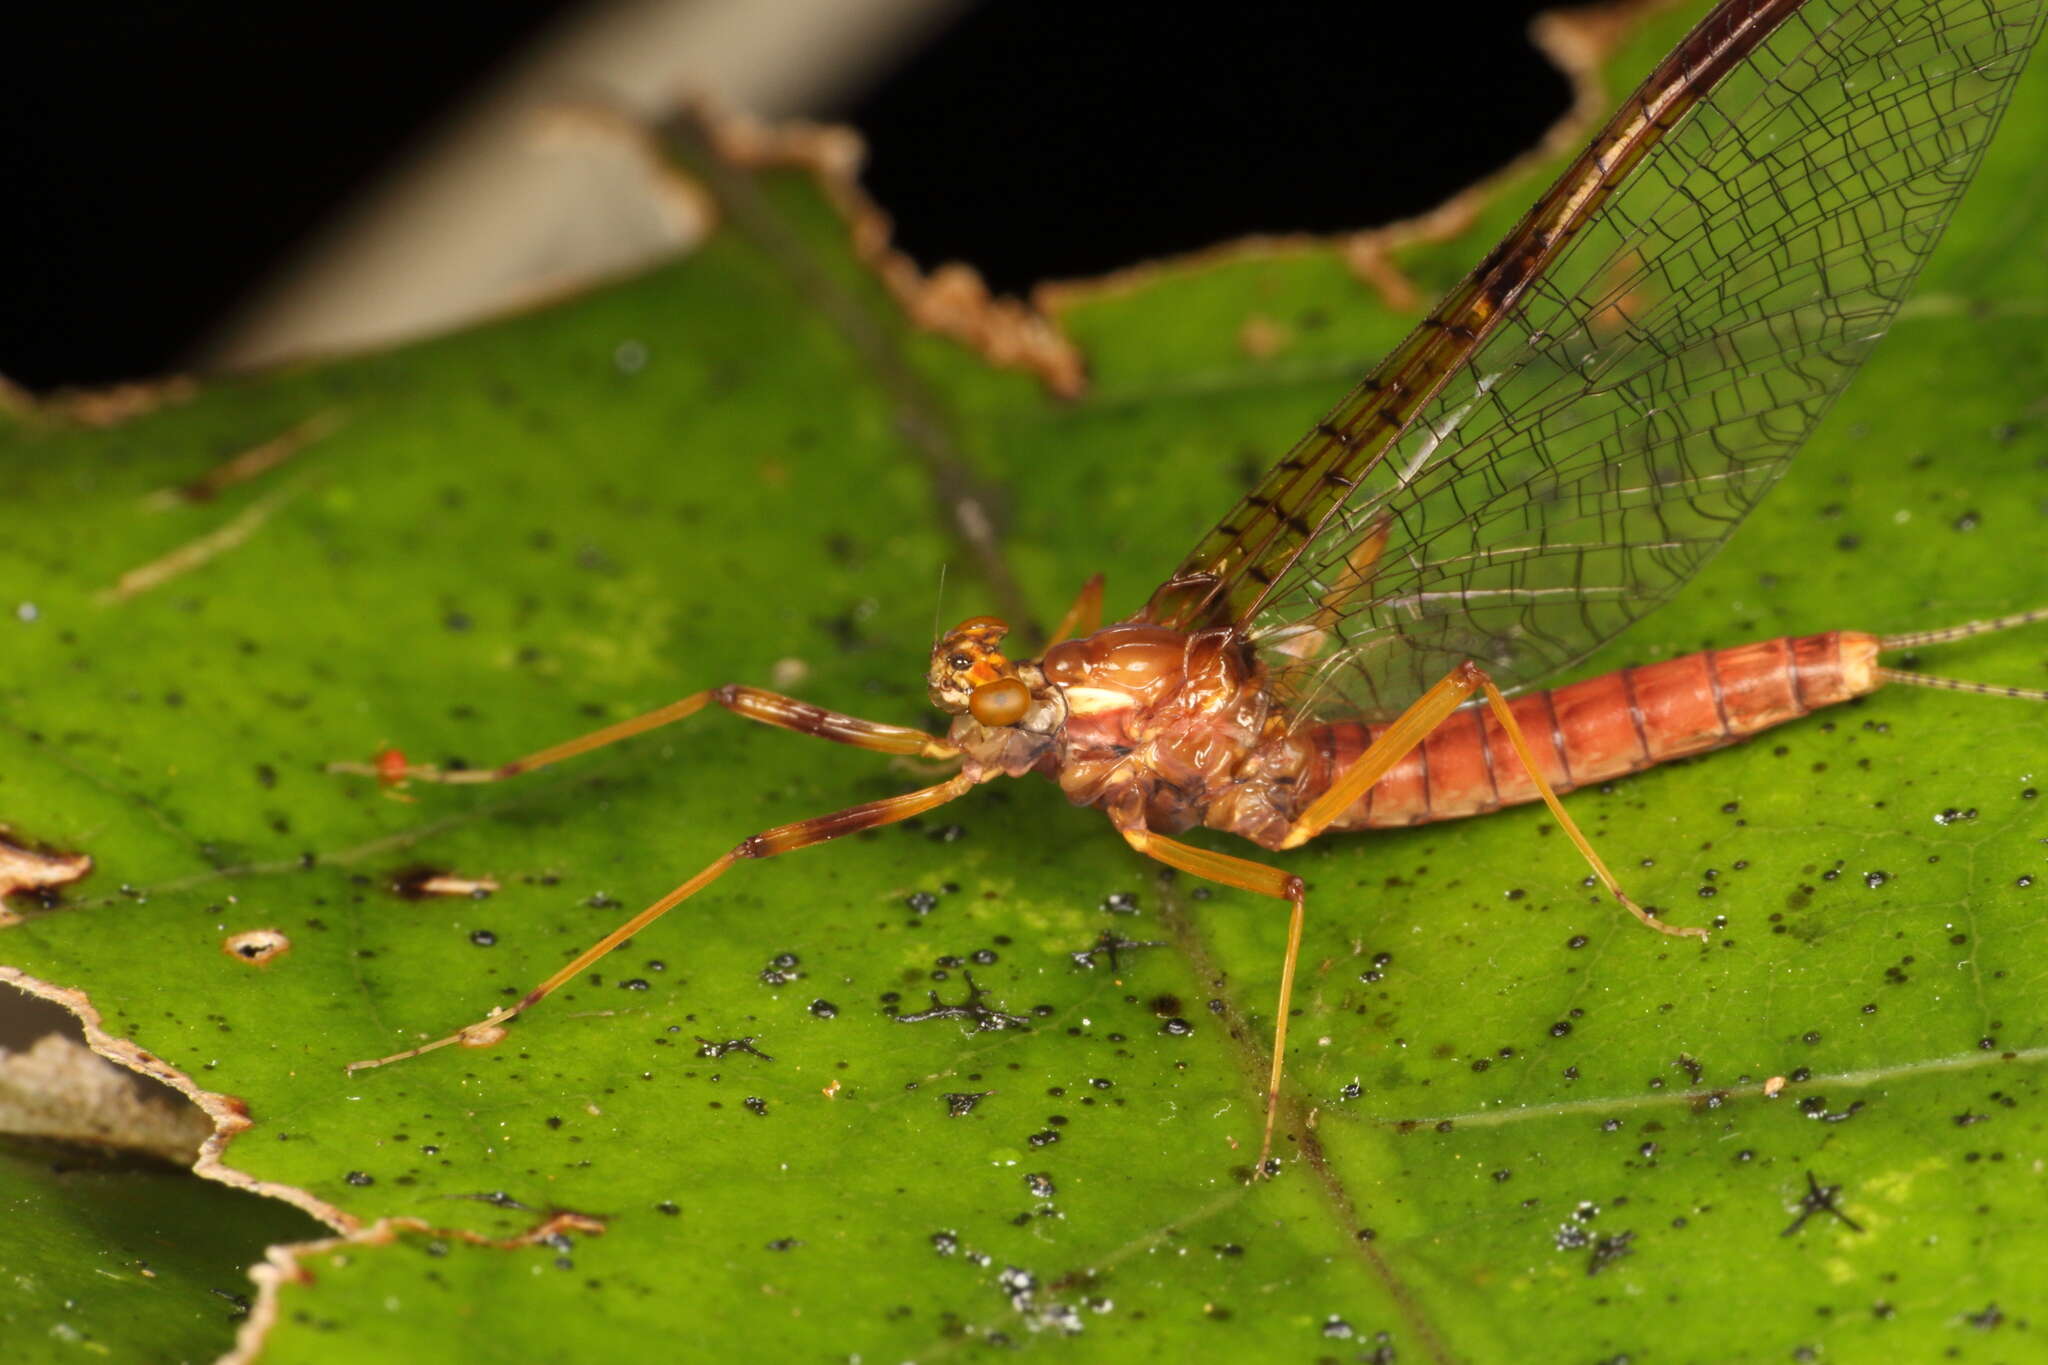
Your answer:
[1876,607,2048,701]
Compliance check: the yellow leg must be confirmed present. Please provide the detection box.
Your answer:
[1047,573,1106,646]
[330,684,958,785]
[1283,663,1490,845]
[346,770,980,1072]
[1118,824,1304,1175]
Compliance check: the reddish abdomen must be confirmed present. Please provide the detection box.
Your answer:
[1319,631,1883,829]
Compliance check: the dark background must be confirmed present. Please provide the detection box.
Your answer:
[0,1,1568,392]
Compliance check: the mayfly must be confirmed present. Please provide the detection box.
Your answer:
[339,0,2048,1170]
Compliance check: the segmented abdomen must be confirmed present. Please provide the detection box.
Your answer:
[1317,631,1882,829]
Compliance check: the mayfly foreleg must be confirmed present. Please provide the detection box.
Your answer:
[329,684,959,785]
[345,769,981,1073]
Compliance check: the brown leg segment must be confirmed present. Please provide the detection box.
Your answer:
[1117,825,1305,1174]
[345,770,981,1073]
[330,684,959,784]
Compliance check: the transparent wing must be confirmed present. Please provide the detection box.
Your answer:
[1149,0,2046,719]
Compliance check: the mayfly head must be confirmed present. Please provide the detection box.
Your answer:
[928,615,1033,726]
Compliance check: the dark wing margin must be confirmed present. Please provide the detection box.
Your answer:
[1141,0,2047,719]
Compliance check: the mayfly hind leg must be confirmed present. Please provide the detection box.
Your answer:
[328,684,960,785]
[346,769,981,1072]
[1280,661,1706,937]
[1120,659,1706,1176]
[1469,672,1706,941]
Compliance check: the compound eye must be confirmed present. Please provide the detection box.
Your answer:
[968,677,1031,727]
[947,653,973,671]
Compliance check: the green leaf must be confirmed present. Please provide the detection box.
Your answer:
[6,5,2048,1360]
[0,1137,322,1361]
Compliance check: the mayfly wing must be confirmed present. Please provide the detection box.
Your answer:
[1143,0,2047,719]
[1138,0,1816,639]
